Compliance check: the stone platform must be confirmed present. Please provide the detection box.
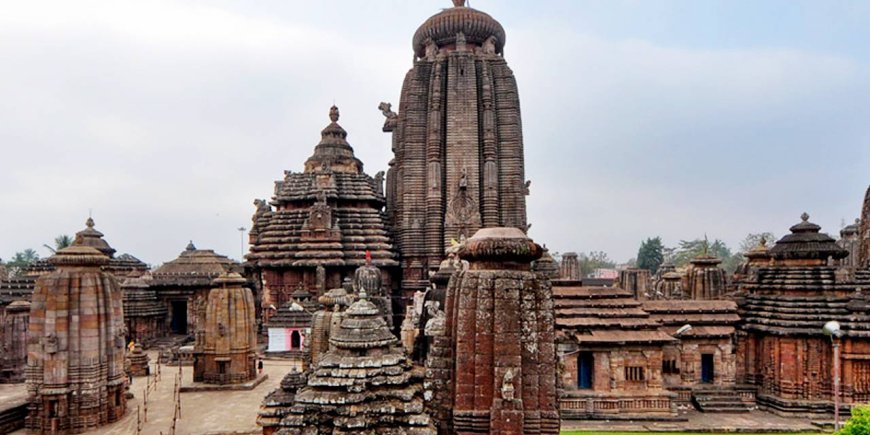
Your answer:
[180,373,269,392]
[0,384,27,434]
[561,409,825,433]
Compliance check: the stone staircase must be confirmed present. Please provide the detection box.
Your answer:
[692,388,752,413]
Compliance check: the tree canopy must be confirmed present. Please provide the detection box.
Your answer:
[5,249,40,278]
[637,237,665,274]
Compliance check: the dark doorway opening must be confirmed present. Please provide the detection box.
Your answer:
[291,330,301,350]
[171,301,188,334]
[578,351,594,389]
[701,353,714,384]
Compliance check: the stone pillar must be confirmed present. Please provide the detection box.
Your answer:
[560,252,580,280]
[446,227,559,434]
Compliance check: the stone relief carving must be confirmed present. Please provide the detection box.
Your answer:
[378,102,398,132]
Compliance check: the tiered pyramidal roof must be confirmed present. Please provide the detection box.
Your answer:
[278,292,435,434]
[248,106,397,269]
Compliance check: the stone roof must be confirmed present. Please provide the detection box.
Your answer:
[151,241,239,287]
[0,277,35,306]
[73,217,116,257]
[257,370,307,432]
[266,301,313,329]
[279,293,435,434]
[412,1,506,57]
[248,107,398,269]
[768,213,848,260]
[643,300,740,334]
[554,284,674,344]
[121,274,166,318]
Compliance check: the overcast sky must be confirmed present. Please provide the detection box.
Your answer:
[1,0,868,266]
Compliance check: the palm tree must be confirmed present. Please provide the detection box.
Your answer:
[43,234,73,254]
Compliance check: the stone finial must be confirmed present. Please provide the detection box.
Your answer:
[801,212,810,222]
[329,105,339,123]
[452,0,465,7]
[457,227,543,265]
[86,217,95,228]
[186,240,196,251]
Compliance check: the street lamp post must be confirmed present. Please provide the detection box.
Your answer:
[237,227,246,260]
[823,320,845,431]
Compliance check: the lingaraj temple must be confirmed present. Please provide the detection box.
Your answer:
[0,1,868,434]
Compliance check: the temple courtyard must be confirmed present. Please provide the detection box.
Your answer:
[1,353,831,435]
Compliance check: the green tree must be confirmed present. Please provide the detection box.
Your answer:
[637,237,665,274]
[577,251,616,277]
[837,404,870,435]
[738,232,777,254]
[6,249,40,278]
[43,234,73,254]
[670,238,742,274]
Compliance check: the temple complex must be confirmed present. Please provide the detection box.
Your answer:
[151,241,242,335]
[247,106,399,322]
[26,245,127,433]
[384,0,530,298]
[432,228,559,434]
[736,213,870,415]
[122,274,167,344]
[279,291,436,434]
[555,283,677,419]
[193,272,257,384]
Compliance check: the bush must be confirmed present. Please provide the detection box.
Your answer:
[838,405,870,435]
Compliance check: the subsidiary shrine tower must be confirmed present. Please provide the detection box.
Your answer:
[384,0,530,296]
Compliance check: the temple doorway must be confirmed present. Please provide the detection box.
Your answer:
[291,330,302,350]
[170,301,188,334]
[578,351,593,389]
[701,353,714,384]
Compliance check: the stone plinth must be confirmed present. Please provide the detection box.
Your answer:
[26,246,127,434]
[193,272,257,385]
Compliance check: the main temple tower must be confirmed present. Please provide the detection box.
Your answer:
[385,0,529,295]
[860,185,870,268]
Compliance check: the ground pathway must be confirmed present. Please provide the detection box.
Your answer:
[11,352,290,435]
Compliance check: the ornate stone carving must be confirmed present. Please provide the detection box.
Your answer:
[501,369,515,401]
[378,102,398,132]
